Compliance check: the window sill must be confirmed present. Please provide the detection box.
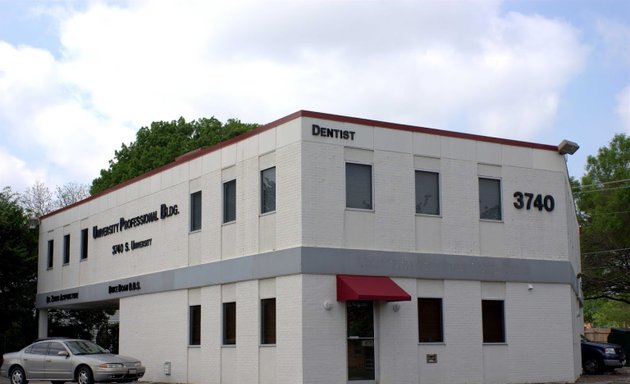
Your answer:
[483,342,508,345]
[222,220,236,227]
[259,211,276,217]
[188,345,201,349]
[415,213,442,218]
[259,344,276,348]
[221,344,236,348]
[189,229,202,234]
[479,219,504,223]
[418,342,446,345]
[345,207,375,213]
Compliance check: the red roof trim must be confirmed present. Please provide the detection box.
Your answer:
[336,274,411,302]
[41,110,558,219]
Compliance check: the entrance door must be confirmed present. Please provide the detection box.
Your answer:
[346,301,375,381]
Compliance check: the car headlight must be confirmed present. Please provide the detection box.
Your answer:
[604,348,616,355]
[99,363,124,368]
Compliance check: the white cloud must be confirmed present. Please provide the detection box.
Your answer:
[616,85,630,134]
[0,0,591,191]
[0,148,47,192]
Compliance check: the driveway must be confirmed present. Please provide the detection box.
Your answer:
[1,368,629,384]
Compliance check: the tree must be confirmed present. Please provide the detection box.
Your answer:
[20,181,55,218]
[576,134,630,304]
[0,187,38,354]
[55,182,90,208]
[90,117,259,195]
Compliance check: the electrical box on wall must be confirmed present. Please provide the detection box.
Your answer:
[426,354,438,364]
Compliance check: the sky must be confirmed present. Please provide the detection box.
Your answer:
[1,0,628,194]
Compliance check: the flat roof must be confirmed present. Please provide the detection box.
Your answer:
[41,110,559,219]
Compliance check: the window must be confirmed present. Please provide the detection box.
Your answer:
[27,342,49,355]
[261,167,276,214]
[418,298,443,342]
[346,163,373,210]
[223,180,236,223]
[223,302,236,345]
[190,191,202,231]
[479,178,502,221]
[261,298,276,344]
[482,300,505,343]
[80,228,88,260]
[47,240,54,269]
[189,305,201,346]
[63,234,70,265]
[415,171,440,215]
[47,342,66,356]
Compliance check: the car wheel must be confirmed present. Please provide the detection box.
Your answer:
[583,357,602,374]
[9,366,28,384]
[76,366,94,384]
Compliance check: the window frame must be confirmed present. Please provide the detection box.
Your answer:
[479,177,503,221]
[223,179,236,224]
[261,298,276,345]
[260,167,276,214]
[223,302,236,345]
[190,191,202,232]
[63,234,70,265]
[345,162,374,210]
[482,299,506,343]
[80,228,88,260]
[189,305,201,346]
[418,297,444,343]
[415,170,441,216]
[47,239,54,269]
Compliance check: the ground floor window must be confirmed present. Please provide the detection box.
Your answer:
[418,298,443,342]
[223,302,236,345]
[261,298,276,345]
[189,305,201,345]
[482,300,505,343]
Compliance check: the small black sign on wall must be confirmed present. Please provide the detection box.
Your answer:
[426,354,438,364]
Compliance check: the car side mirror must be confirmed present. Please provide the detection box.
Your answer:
[58,351,69,357]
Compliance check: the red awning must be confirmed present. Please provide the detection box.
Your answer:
[336,275,411,302]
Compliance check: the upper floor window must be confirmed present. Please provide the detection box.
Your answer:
[190,191,202,231]
[223,180,236,223]
[63,234,70,265]
[261,167,276,214]
[346,163,373,210]
[415,171,440,215]
[80,228,88,260]
[47,239,54,269]
[479,177,502,221]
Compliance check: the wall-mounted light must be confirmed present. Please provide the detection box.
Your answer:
[558,140,579,155]
[322,300,332,311]
[392,303,400,312]
[528,284,534,291]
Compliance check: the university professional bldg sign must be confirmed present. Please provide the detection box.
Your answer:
[36,110,582,384]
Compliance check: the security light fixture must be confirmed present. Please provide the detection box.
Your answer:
[558,140,579,155]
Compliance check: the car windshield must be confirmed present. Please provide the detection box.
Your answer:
[64,340,108,355]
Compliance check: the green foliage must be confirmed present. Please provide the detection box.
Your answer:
[48,309,116,346]
[91,117,259,195]
[576,134,630,304]
[583,299,630,327]
[0,187,38,353]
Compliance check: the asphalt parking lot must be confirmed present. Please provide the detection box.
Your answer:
[1,368,629,384]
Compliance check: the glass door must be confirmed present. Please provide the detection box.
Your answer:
[346,301,375,381]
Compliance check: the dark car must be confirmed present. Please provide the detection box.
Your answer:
[0,338,145,384]
[581,334,627,374]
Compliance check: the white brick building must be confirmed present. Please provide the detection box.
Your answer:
[37,110,582,384]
